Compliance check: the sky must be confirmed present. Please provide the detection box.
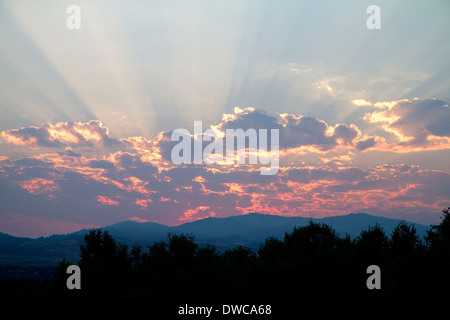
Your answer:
[0,0,449,237]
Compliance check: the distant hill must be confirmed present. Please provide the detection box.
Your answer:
[169,212,430,250]
[0,213,430,269]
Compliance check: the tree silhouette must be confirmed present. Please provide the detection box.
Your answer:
[390,221,421,257]
[355,223,388,263]
[219,246,257,299]
[421,207,450,298]
[284,221,338,257]
[78,229,131,297]
[9,206,450,302]
[258,237,287,262]
[425,207,450,255]
[167,233,197,267]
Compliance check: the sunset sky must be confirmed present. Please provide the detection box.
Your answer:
[1,0,449,237]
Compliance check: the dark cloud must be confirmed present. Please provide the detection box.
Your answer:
[216,108,368,152]
[334,167,369,181]
[355,137,377,151]
[280,115,332,149]
[89,160,116,170]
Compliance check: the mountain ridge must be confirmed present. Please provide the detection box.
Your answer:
[0,212,431,268]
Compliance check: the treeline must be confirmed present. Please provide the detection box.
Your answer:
[4,209,450,302]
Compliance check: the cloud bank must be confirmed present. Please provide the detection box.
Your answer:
[1,99,449,237]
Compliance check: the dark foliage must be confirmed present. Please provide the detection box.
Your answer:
[2,208,450,303]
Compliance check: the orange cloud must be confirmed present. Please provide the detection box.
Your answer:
[18,178,59,195]
[178,205,212,222]
[128,217,150,223]
[136,198,153,208]
[123,176,155,196]
[97,195,120,206]
[193,176,206,183]
[2,128,49,149]
[224,182,245,194]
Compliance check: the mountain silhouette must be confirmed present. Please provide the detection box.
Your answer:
[0,212,430,268]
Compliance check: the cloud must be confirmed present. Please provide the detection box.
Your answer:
[1,120,119,149]
[315,79,335,95]
[352,99,373,107]
[17,178,59,196]
[216,107,378,153]
[178,206,216,222]
[144,102,449,159]
[0,106,395,163]
[1,104,450,236]
[1,145,448,234]
[128,217,150,223]
[1,125,62,149]
[363,98,450,151]
[97,195,120,206]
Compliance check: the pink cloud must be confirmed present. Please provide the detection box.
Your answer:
[178,206,213,222]
[128,217,150,223]
[136,198,152,208]
[17,178,59,195]
[1,103,450,237]
[97,195,120,206]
